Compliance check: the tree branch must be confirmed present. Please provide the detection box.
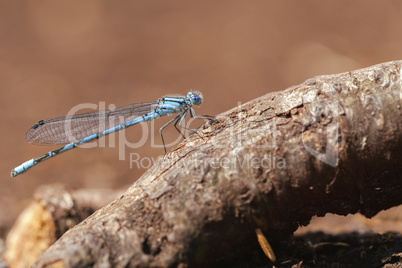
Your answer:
[4,184,123,268]
[33,61,402,267]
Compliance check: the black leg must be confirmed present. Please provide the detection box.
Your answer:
[193,114,216,120]
[178,114,204,140]
[178,107,216,139]
[159,108,215,154]
[160,114,182,154]
[174,111,187,139]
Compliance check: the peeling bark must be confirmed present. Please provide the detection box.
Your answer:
[33,61,402,267]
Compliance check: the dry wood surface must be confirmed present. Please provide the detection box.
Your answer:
[10,61,402,267]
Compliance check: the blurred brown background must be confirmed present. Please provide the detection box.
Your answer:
[1,1,402,238]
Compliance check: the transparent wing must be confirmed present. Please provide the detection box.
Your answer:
[26,101,158,145]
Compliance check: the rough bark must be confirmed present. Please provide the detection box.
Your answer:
[33,61,402,267]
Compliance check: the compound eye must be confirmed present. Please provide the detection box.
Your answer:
[188,91,203,105]
[193,95,202,105]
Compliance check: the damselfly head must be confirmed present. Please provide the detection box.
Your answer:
[187,91,203,106]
